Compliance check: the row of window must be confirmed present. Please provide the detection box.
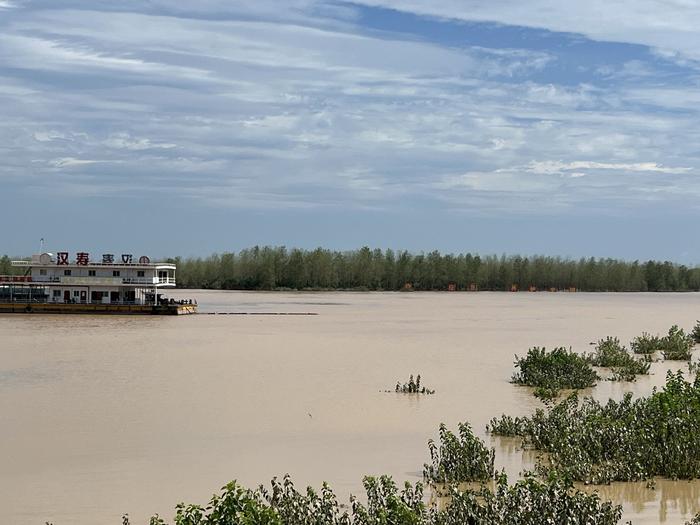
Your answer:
[53,290,109,297]
[40,269,146,277]
[51,289,138,302]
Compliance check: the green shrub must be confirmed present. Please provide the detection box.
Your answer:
[630,332,663,354]
[423,422,495,483]
[687,513,700,525]
[692,321,700,344]
[661,325,695,360]
[125,472,624,525]
[438,472,622,525]
[490,371,700,484]
[512,347,598,396]
[586,336,650,381]
[395,374,435,394]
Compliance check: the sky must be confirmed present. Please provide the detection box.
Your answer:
[1,1,699,261]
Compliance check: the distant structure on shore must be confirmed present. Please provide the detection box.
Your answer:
[0,251,196,315]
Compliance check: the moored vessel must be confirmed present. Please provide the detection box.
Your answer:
[0,251,196,315]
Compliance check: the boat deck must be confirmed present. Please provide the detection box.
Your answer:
[0,302,197,315]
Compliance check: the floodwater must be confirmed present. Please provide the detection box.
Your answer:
[1,291,699,524]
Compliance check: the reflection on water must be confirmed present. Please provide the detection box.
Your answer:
[587,480,700,524]
[0,291,699,524]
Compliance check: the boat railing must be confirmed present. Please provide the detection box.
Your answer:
[122,277,176,285]
[0,275,34,282]
[4,276,176,286]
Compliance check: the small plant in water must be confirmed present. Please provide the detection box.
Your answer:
[440,471,622,525]
[395,374,435,394]
[661,325,695,360]
[631,332,664,355]
[692,321,700,344]
[586,336,650,381]
[512,346,598,397]
[423,422,495,483]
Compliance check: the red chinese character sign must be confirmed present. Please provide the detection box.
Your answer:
[57,252,69,265]
[76,252,89,265]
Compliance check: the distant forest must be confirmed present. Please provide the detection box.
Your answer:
[166,247,700,292]
[3,248,700,292]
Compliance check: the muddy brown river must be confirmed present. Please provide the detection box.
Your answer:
[1,291,699,524]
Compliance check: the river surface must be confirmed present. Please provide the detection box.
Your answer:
[1,291,699,524]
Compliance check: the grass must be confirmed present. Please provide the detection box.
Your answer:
[490,371,700,484]
[586,336,650,381]
[511,346,598,397]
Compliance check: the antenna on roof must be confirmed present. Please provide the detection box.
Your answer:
[40,238,45,253]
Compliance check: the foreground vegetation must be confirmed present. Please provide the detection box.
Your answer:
[120,471,624,525]
[70,367,700,524]
[586,337,650,381]
[511,325,696,397]
[629,326,695,360]
[490,371,700,484]
[423,423,494,483]
[660,325,695,360]
[511,346,598,398]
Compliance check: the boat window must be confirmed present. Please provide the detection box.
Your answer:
[113,270,120,277]
[53,289,61,297]
[89,270,96,276]
[40,269,47,276]
[64,269,71,276]
[137,270,145,277]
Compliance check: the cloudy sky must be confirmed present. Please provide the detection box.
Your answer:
[1,1,699,260]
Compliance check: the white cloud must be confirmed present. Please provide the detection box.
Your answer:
[103,133,176,151]
[49,157,109,168]
[0,2,698,215]
[526,160,693,175]
[34,131,70,142]
[0,34,214,81]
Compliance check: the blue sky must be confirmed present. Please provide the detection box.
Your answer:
[1,1,700,261]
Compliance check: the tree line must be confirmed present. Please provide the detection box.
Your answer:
[161,247,700,292]
[3,248,699,291]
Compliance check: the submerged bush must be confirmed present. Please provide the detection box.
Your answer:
[123,471,624,525]
[630,332,664,354]
[692,321,700,344]
[437,472,622,525]
[586,336,650,381]
[511,346,598,396]
[423,422,495,483]
[687,513,700,525]
[490,371,700,484]
[661,325,695,360]
[396,374,435,394]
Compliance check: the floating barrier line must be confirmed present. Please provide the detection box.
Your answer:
[199,312,318,315]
